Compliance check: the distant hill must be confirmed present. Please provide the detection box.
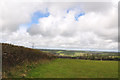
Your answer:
[39,49,118,56]
[2,43,56,70]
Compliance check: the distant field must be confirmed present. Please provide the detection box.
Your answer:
[26,59,118,78]
[40,49,119,60]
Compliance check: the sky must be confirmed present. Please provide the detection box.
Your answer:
[0,0,119,51]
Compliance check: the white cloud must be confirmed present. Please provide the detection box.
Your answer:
[0,0,47,32]
[0,0,118,51]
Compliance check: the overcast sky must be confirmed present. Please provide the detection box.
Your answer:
[0,0,119,51]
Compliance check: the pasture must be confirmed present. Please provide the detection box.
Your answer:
[26,59,118,78]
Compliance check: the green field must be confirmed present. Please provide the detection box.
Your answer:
[26,59,118,78]
[41,49,119,60]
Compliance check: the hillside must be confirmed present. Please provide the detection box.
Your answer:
[1,43,56,78]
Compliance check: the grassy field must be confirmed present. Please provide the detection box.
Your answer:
[26,59,118,78]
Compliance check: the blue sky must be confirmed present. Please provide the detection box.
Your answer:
[75,12,85,21]
[1,2,118,51]
[67,8,85,21]
[20,11,50,29]
[31,11,50,24]
[21,9,85,29]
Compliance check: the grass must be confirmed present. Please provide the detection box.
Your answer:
[26,59,118,78]
[4,59,53,78]
[2,43,57,78]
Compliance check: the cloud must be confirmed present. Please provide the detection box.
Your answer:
[0,0,47,32]
[0,0,118,51]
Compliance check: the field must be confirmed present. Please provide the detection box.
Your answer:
[26,59,118,78]
[2,43,119,78]
[41,49,119,60]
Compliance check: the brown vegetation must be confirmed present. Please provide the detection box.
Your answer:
[1,43,56,78]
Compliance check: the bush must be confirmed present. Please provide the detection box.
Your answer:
[1,43,56,71]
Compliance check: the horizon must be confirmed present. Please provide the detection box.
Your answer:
[1,42,118,52]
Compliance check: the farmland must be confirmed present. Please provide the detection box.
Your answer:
[1,43,119,78]
[40,49,119,60]
[26,59,118,78]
